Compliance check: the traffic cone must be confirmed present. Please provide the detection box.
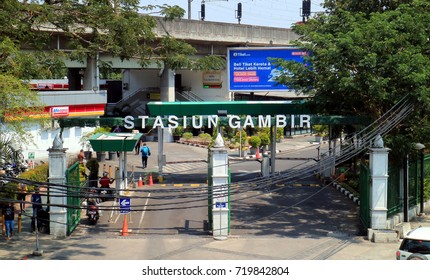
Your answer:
[148,173,154,186]
[138,175,143,187]
[121,215,129,236]
[256,148,261,159]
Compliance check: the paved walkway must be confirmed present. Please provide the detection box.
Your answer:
[1,210,429,260]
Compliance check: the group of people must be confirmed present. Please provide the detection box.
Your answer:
[2,184,43,240]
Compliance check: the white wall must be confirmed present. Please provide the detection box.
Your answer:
[122,69,230,101]
[122,69,160,99]
[176,69,229,101]
[22,123,95,162]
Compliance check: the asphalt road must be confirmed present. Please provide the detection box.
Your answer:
[77,137,360,241]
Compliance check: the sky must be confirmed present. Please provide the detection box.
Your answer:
[144,0,325,28]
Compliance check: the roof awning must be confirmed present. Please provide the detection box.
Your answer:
[89,133,142,152]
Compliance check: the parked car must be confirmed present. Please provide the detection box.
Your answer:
[396,226,430,260]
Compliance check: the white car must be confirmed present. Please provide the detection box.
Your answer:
[396,226,430,260]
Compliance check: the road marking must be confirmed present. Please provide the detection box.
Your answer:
[235,169,260,177]
[138,192,151,233]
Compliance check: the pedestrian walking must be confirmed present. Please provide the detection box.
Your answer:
[2,202,16,240]
[134,134,144,155]
[31,188,43,217]
[140,143,151,169]
[31,188,43,232]
[17,182,28,213]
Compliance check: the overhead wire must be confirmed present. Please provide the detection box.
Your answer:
[0,97,414,214]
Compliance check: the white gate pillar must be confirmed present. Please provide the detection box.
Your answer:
[369,135,390,229]
[209,133,230,240]
[48,134,68,238]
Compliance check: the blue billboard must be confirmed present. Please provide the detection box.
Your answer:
[228,47,307,92]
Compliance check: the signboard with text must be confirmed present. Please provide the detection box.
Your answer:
[228,47,307,92]
[50,106,69,117]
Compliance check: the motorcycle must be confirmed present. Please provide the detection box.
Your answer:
[87,200,99,225]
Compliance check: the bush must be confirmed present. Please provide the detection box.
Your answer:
[182,132,193,140]
[198,133,212,144]
[424,178,430,201]
[248,135,261,148]
[17,163,49,192]
[172,126,184,136]
[234,130,247,146]
[259,132,270,146]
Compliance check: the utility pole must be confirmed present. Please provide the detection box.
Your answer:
[188,0,192,20]
[201,1,205,20]
[235,2,242,24]
[302,0,311,22]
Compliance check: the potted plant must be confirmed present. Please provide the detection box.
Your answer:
[240,146,249,157]
[313,125,328,143]
[259,132,270,152]
[172,126,184,141]
[248,135,261,155]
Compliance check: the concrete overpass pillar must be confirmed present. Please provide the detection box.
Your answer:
[82,55,99,91]
[160,66,175,102]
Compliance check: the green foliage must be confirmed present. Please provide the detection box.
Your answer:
[276,128,284,141]
[234,130,247,146]
[313,125,329,137]
[85,159,99,177]
[275,0,430,161]
[172,126,184,136]
[248,135,261,148]
[198,133,212,144]
[182,132,193,140]
[0,135,24,165]
[424,178,430,201]
[18,163,49,192]
[0,1,225,71]
[0,38,46,139]
[258,132,270,147]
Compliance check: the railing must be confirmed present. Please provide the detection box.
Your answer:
[176,90,204,102]
[65,161,86,236]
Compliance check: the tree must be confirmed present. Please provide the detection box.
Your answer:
[0,38,47,139]
[2,0,225,70]
[273,0,430,161]
[0,0,225,139]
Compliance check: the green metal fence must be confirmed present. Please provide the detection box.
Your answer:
[385,153,430,218]
[65,161,84,236]
[387,165,401,216]
[359,162,370,228]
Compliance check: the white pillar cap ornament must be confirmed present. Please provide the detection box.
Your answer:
[373,134,384,148]
[53,133,63,149]
[214,133,225,148]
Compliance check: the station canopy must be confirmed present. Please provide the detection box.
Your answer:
[89,133,142,152]
[58,101,371,128]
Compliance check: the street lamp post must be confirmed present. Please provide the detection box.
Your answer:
[403,155,409,222]
[414,143,425,215]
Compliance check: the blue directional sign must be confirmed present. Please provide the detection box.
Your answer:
[119,198,131,214]
[228,47,308,92]
[215,202,227,208]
